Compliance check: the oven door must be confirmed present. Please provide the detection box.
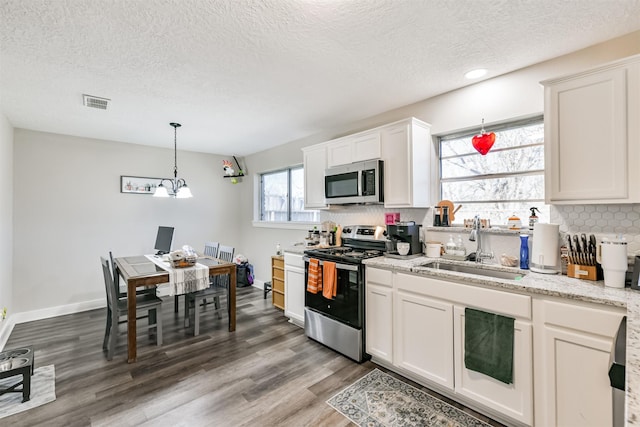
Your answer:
[304,258,363,329]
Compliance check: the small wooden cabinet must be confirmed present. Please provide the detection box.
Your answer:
[271,256,285,310]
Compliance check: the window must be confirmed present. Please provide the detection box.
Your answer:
[260,166,319,223]
[439,117,548,225]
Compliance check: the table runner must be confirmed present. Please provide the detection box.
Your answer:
[145,255,210,296]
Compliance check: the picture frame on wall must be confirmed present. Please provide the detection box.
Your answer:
[120,175,164,195]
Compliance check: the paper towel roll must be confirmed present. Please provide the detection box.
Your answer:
[530,223,560,274]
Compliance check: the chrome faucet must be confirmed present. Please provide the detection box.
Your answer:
[469,215,494,263]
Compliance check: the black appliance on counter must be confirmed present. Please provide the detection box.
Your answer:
[386,221,422,256]
[303,225,386,362]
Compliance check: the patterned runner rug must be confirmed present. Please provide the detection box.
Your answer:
[327,369,491,427]
[0,365,56,419]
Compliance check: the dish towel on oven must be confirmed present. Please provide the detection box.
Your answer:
[322,261,337,299]
[464,307,515,384]
[145,255,210,296]
[306,258,322,294]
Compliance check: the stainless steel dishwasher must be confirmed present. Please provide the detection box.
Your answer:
[609,316,626,427]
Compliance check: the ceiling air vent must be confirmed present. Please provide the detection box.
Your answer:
[83,94,110,110]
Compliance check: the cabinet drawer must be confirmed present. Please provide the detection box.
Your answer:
[272,268,284,281]
[273,278,284,293]
[272,290,284,310]
[272,256,284,269]
[366,267,393,287]
[396,272,531,320]
[284,252,304,268]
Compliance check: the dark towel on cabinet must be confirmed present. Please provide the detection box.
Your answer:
[464,307,515,384]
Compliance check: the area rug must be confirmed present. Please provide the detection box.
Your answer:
[327,369,490,427]
[0,365,56,419]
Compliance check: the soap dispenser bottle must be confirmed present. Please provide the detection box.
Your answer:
[528,207,541,230]
[520,234,529,269]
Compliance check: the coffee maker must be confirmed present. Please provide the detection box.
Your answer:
[386,221,422,255]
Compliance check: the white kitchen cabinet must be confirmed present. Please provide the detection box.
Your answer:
[327,131,381,168]
[381,118,433,208]
[365,267,393,364]
[284,252,305,327]
[302,143,328,209]
[454,306,533,425]
[542,54,640,204]
[532,298,625,427]
[366,268,533,426]
[395,286,454,390]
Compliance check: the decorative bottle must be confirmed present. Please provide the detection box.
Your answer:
[520,234,529,269]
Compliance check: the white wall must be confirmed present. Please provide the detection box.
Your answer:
[12,129,243,314]
[240,30,640,280]
[0,112,13,335]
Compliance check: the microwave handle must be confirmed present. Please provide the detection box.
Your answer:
[302,257,359,272]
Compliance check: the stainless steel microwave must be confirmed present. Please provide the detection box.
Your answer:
[324,159,384,204]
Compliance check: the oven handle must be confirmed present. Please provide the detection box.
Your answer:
[302,256,359,272]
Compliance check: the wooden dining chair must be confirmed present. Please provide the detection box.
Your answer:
[185,245,235,336]
[101,257,163,360]
[174,242,220,313]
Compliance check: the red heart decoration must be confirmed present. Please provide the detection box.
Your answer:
[472,132,496,155]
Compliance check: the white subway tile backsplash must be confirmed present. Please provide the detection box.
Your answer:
[319,203,640,258]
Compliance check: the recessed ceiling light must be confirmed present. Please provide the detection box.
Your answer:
[464,69,488,79]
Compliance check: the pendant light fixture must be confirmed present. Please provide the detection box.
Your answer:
[153,122,193,198]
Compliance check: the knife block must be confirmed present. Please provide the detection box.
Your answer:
[567,263,602,281]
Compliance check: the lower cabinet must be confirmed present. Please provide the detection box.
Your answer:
[453,306,533,424]
[365,266,626,427]
[366,267,532,426]
[284,252,305,327]
[532,298,624,427]
[395,289,454,390]
[365,267,394,364]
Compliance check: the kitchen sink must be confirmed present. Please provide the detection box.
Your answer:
[418,261,526,280]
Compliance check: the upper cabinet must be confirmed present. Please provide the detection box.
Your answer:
[327,131,381,168]
[302,143,328,209]
[381,118,433,208]
[303,117,433,209]
[542,54,640,204]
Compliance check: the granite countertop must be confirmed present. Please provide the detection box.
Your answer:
[363,255,640,425]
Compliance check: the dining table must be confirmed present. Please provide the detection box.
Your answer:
[114,255,237,363]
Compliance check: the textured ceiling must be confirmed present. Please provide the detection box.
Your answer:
[1,0,640,155]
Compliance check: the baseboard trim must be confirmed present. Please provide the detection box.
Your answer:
[0,299,105,351]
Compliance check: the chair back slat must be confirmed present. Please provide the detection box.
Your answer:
[204,242,220,258]
[218,245,235,262]
[101,257,118,309]
[109,251,125,298]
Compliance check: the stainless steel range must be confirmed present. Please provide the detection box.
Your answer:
[303,225,385,362]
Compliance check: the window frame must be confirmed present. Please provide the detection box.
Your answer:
[437,116,546,224]
[253,165,319,229]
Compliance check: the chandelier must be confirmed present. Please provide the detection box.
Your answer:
[153,122,193,198]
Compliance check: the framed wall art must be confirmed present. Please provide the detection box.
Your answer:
[120,175,164,195]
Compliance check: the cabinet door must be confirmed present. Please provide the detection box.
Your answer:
[381,123,412,207]
[533,299,624,427]
[352,131,381,162]
[303,145,328,209]
[327,131,381,167]
[545,67,628,202]
[394,289,454,390]
[453,306,533,425]
[284,266,305,327]
[365,283,393,363]
[326,138,352,168]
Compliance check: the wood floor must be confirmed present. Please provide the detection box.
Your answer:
[4,286,504,427]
